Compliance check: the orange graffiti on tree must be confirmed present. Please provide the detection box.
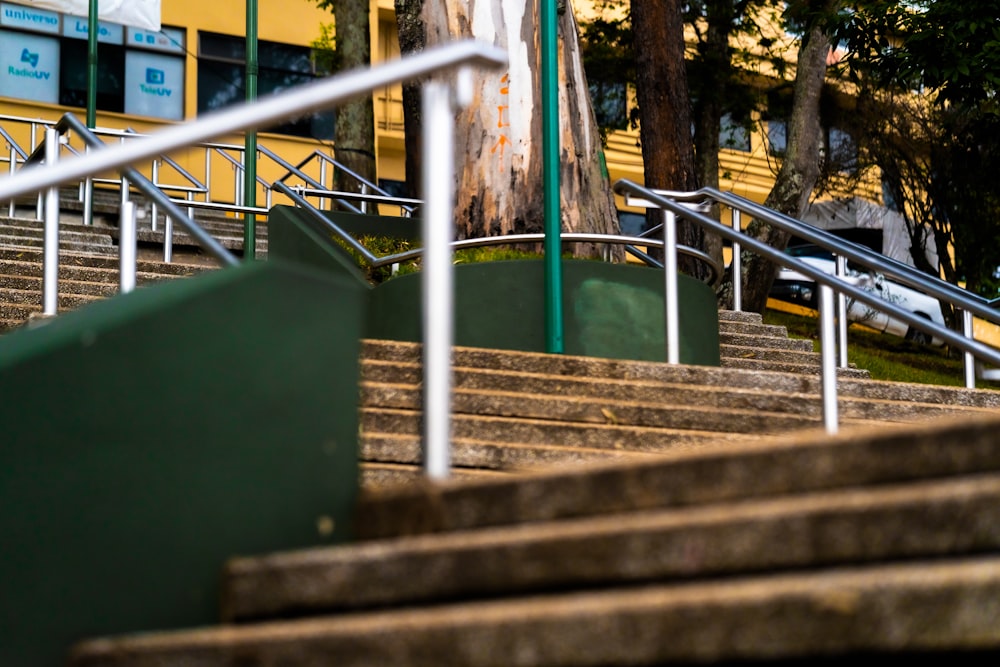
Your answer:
[490,73,511,170]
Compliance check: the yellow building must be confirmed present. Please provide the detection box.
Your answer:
[0,0,862,216]
[0,0,405,203]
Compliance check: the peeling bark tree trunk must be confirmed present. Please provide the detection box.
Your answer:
[631,0,705,278]
[422,0,619,254]
[720,6,833,313]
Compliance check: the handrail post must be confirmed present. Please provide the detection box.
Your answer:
[119,200,137,293]
[731,208,742,312]
[420,74,462,480]
[835,255,849,368]
[42,128,60,316]
[819,284,839,434]
[963,309,976,389]
[150,159,160,232]
[7,146,15,218]
[663,208,680,364]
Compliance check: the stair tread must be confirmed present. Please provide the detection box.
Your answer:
[72,556,1000,666]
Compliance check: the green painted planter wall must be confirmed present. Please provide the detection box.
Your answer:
[268,205,721,365]
[0,260,364,667]
[368,259,721,365]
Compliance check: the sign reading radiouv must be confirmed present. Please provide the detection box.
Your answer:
[5,0,159,30]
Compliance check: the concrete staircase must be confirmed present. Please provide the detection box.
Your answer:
[68,414,1000,665]
[5,193,1000,663]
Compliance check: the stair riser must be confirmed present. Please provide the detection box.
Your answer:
[223,474,1000,619]
[361,383,826,434]
[71,558,1000,667]
[362,409,768,453]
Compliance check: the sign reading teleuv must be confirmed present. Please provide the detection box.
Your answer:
[5,0,160,31]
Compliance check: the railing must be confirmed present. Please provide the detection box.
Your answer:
[274,181,722,282]
[616,179,1000,432]
[0,40,508,482]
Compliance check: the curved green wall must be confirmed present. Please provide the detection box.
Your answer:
[368,259,720,365]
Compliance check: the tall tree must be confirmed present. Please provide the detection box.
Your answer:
[315,0,377,194]
[421,0,619,251]
[721,0,839,312]
[393,0,425,198]
[631,0,704,275]
[842,0,1000,300]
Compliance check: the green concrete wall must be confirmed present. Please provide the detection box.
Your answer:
[0,260,364,667]
[368,259,721,365]
[267,205,720,365]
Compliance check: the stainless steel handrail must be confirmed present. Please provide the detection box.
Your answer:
[259,144,363,215]
[0,40,508,484]
[0,41,506,203]
[273,181,723,281]
[614,179,1000,431]
[622,181,1000,388]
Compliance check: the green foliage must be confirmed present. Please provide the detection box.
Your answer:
[333,236,546,285]
[840,0,1000,110]
[310,22,339,75]
[763,308,1000,389]
[838,0,1000,294]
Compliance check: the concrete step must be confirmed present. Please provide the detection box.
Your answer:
[362,408,774,458]
[69,556,1000,666]
[0,274,122,298]
[67,415,1000,666]
[718,329,814,351]
[362,360,989,425]
[362,432,660,472]
[220,472,1000,620]
[354,414,1000,538]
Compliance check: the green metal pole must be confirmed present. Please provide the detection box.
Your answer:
[540,0,563,353]
[86,0,98,128]
[244,0,258,261]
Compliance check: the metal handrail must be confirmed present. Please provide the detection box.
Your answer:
[259,144,363,214]
[273,182,723,281]
[614,179,1000,430]
[0,41,505,203]
[285,150,417,216]
[0,40,508,484]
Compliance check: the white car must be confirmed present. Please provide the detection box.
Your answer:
[771,248,946,345]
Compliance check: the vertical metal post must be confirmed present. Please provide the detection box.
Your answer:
[163,209,174,263]
[319,160,328,211]
[819,284,839,434]
[7,147,15,218]
[150,159,159,232]
[421,78,458,479]
[244,0,259,261]
[835,255,849,368]
[42,128,60,316]
[119,201,137,294]
[663,209,680,364]
[731,209,742,312]
[962,309,976,389]
[541,0,563,354]
[86,0,98,129]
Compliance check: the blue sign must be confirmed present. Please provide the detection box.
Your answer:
[0,30,59,103]
[145,68,164,85]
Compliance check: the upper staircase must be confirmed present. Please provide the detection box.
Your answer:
[3,194,1000,664]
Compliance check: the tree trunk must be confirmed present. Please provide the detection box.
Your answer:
[332,0,377,194]
[422,0,619,254]
[722,5,833,313]
[394,0,425,199]
[690,0,735,274]
[631,0,705,277]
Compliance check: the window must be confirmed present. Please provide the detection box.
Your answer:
[589,80,628,130]
[767,119,787,155]
[719,113,751,152]
[0,3,185,120]
[197,32,334,140]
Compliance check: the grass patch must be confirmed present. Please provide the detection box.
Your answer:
[763,307,1000,389]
